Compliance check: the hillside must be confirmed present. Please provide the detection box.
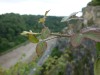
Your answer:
[0,13,66,53]
[0,36,57,69]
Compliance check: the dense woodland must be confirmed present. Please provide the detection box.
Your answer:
[0,13,66,53]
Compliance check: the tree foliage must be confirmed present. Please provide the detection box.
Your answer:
[0,13,66,53]
[88,0,100,6]
[0,13,27,52]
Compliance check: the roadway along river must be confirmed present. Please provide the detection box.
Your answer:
[0,36,57,69]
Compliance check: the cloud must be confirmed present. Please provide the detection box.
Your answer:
[0,0,91,16]
[0,0,26,3]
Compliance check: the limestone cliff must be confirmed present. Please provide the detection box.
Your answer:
[82,6,100,27]
[56,5,99,75]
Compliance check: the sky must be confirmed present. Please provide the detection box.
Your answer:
[0,0,91,16]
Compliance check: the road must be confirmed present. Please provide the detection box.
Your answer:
[0,36,57,70]
[0,42,37,69]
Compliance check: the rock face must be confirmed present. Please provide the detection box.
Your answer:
[56,5,98,75]
[56,37,96,75]
[82,6,100,27]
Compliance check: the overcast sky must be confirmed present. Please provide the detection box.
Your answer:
[0,0,91,16]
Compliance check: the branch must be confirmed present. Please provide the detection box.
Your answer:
[31,32,72,37]
[42,23,46,28]
[44,36,59,41]
[29,32,72,37]
[31,33,41,35]
[51,33,71,37]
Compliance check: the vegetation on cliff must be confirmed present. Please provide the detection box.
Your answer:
[88,0,100,6]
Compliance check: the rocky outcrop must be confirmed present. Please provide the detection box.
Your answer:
[82,6,100,27]
[56,5,99,75]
